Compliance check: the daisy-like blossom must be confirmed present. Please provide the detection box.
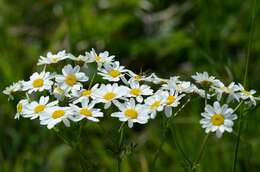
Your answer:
[52,84,70,101]
[37,50,71,65]
[15,99,29,119]
[112,99,150,128]
[70,98,103,122]
[192,72,219,88]
[162,76,180,89]
[213,82,240,102]
[162,90,185,117]
[144,90,166,119]
[125,81,153,103]
[200,101,237,138]
[174,81,193,94]
[40,106,72,129]
[71,84,99,104]
[23,96,58,120]
[56,65,89,92]
[3,81,24,100]
[190,84,211,98]
[86,49,115,68]
[98,61,127,82]
[92,83,128,109]
[23,71,54,94]
[237,84,257,106]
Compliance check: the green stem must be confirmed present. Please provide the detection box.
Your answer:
[232,0,256,171]
[191,133,210,172]
[117,123,125,172]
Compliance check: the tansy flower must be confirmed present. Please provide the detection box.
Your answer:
[192,72,219,88]
[40,106,72,129]
[23,96,58,120]
[56,65,89,92]
[23,71,54,94]
[86,49,115,68]
[237,84,257,106]
[37,50,71,65]
[162,90,185,117]
[15,99,29,119]
[112,99,150,128]
[125,81,153,103]
[70,98,103,122]
[71,84,99,104]
[200,101,237,138]
[3,81,24,100]
[144,91,166,119]
[98,61,127,82]
[213,82,240,102]
[92,83,128,109]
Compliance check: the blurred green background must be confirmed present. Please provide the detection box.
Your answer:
[0,0,260,171]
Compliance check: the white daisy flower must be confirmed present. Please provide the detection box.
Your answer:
[161,76,181,90]
[163,90,185,117]
[92,83,128,109]
[40,106,72,129]
[55,65,89,92]
[37,50,71,65]
[144,90,166,119]
[237,84,257,106]
[23,71,54,94]
[200,101,237,138]
[23,96,58,120]
[15,99,29,119]
[98,61,127,82]
[70,98,103,122]
[86,48,115,68]
[112,98,150,128]
[52,84,70,101]
[71,84,99,104]
[3,81,24,100]
[213,82,240,102]
[191,72,219,88]
[125,81,153,103]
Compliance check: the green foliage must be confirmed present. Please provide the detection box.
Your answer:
[0,0,260,171]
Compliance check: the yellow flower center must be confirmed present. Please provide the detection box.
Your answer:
[134,75,142,81]
[17,103,23,113]
[108,69,121,78]
[34,105,46,113]
[242,90,252,96]
[51,57,59,63]
[33,79,44,88]
[150,101,161,110]
[95,56,103,62]
[82,90,92,97]
[130,88,141,96]
[80,108,92,117]
[124,108,138,119]
[65,74,77,86]
[103,92,116,101]
[167,95,176,105]
[211,114,224,126]
[52,110,65,119]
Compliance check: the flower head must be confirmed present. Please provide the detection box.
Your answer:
[37,50,71,65]
[112,98,150,128]
[23,71,54,93]
[200,101,237,138]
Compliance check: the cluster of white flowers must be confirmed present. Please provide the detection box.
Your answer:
[3,49,259,138]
